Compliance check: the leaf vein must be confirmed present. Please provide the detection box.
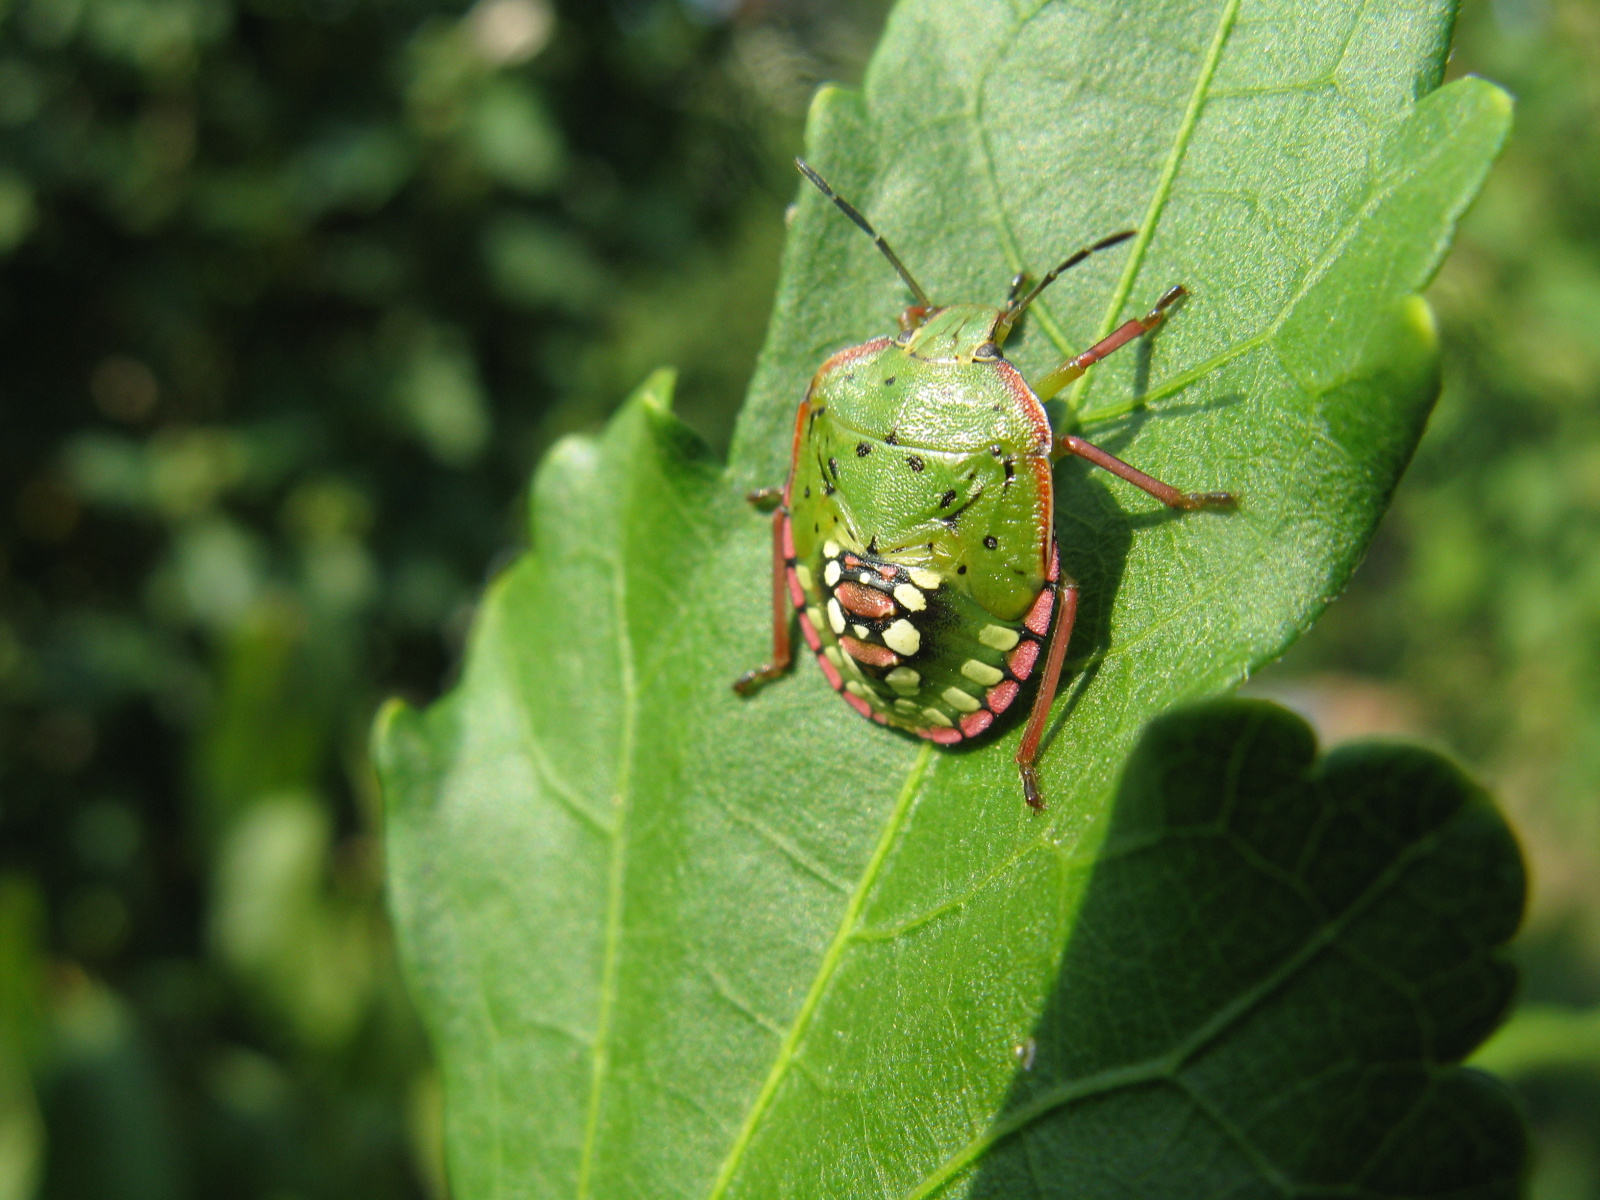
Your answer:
[703,744,936,1199]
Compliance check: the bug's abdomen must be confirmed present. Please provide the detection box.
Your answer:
[785,517,1062,743]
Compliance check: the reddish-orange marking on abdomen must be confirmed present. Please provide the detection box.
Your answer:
[786,567,805,608]
[919,726,963,745]
[843,691,874,719]
[835,581,896,619]
[1024,588,1054,636]
[798,609,822,652]
[816,649,842,689]
[987,680,1019,713]
[839,636,899,668]
[960,711,994,738]
[1009,640,1041,680]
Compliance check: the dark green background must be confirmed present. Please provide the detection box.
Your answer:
[0,0,1594,1196]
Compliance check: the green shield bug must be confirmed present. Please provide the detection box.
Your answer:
[736,160,1233,809]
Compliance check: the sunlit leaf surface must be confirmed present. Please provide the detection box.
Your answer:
[376,1,1516,1195]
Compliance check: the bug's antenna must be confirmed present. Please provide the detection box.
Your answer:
[1003,229,1136,321]
[796,158,932,309]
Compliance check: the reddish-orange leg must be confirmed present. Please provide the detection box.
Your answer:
[1016,581,1078,811]
[1033,284,1187,402]
[733,492,792,695]
[1055,436,1234,510]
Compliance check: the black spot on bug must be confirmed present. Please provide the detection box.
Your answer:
[823,483,836,496]
[884,429,899,445]
[967,471,976,481]
[804,486,811,498]
[957,564,968,575]
[856,442,871,457]
[867,536,879,554]
[828,457,839,479]
[884,376,896,385]
[939,489,957,508]
[1003,459,1015,485]
[984,535,998,550]
[906,455,925,472]
[991,404,1003,412]
[990,445,1003,457]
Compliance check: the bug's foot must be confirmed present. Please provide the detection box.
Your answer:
[1185,490,1237,509]
[733,665,781,696]
[1019,763,1047,811]
[745,487,784,511]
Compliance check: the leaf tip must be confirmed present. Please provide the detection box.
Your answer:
[635,366,679,414]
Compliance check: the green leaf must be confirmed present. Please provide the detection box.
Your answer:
[375,2,1516,1196]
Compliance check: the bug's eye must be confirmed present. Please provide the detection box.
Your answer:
[973,342,1000,360]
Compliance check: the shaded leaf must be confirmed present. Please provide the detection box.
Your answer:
[958,699,1525,1198]
[376,1,1515,1196]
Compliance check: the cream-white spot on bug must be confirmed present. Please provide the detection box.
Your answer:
[824,645,844,670]
[823,560,841,587]
[823,540,841,558]
[852,624,869,639]
[943,686,981,713]
[908,567,941,590]
[962,659,1004,687]
[893,583,926,612]
[922,706,953,727]
[859,571,875,584]
[827,598,846,635]
[885,666,920,694]
[978,624,1019,651]
[894,698,920,714]
[883,619,921,656]
[794,563,814,592]
[806,606,824,632]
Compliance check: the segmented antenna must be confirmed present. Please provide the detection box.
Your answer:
[1003,229,1136,319]
[796,158,932,309]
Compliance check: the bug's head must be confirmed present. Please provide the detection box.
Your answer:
[898,304,1009,364]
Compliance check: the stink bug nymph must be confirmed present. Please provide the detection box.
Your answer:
[736,160,1233,809]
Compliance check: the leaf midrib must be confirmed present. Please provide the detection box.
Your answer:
[702,744,936,1200]
[575,552,640,1198]
[1067,0,1243,416]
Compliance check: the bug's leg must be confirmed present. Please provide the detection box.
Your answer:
[1033,284,1187,402]
[1054,435,1234,510]
[733,508,795,695]
[1016,582,1078,811]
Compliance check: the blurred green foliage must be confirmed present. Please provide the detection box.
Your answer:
[0,0,883,1195]
[4,0,1600,1194]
